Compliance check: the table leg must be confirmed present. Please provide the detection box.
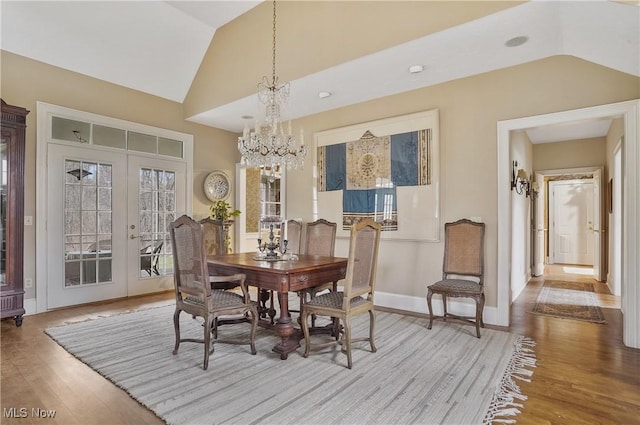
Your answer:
[272,290,299,360]
[258,289,276,324]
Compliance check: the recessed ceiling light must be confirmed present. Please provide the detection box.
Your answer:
[318,91,331,99]
[408,65,424,74]
[505,35,529,47]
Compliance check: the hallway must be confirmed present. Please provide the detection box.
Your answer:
[510,265,638,424]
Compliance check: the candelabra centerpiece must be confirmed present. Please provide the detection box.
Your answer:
[257,223,287,259]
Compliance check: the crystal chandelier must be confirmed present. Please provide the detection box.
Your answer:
[237,0,307,170]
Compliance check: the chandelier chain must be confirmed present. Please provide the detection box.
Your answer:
[271,0,277,87]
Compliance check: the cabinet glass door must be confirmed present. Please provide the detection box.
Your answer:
[0,138,6,287]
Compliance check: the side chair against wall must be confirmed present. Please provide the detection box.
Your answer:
[426,219,486,338]
[170,215,258,370]
[301,218,381,369]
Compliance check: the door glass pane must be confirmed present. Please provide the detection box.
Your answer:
[1,140,6,286]
[158,137,183,158]
[93,125,126,149]
[128,132,157,154]
[52,117,90,143]
[64,159,113,286]
[138,168,175,277]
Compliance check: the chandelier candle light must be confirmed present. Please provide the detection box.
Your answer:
[238,0,307,170]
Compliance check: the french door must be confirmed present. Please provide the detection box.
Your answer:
[47,144,128,308]
[126,155,186,296]
[47,144,186,308]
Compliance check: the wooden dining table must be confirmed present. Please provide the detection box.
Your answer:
[207,252,348,359]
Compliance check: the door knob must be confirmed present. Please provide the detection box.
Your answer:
[130,234,139,239]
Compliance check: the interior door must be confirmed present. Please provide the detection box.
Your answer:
[550,180,594,265]
[126,155,186,296]
[47,144,127,308]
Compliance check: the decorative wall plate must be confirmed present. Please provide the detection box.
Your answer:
[204,170,231,201]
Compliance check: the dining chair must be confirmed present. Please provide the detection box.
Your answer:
[301,218,381,369]
[199,217,238,290]
[426,219,486,338]
[303,218,337,297]
[281,219,303,255]
[301,219,337,325]
[303,218,337,258]
[265,219,303,322]
[170,215,258,370]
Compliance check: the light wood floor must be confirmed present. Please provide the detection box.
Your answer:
[1,268,639,425]
[510,265,639,425]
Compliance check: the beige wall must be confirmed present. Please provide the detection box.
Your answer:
[533,137,607,171]
[2,50,639,313]
[0,50,240,299]
[284,55,639,309]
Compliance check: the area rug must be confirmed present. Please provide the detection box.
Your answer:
[530,280,607,324]
[46,306,535,425]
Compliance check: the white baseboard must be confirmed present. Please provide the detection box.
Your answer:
[375,291,500,327]
[24,298,37,316]
[23,292,501,326]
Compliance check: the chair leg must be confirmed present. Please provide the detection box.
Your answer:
[442,294,448,321]
[213,317,218,339]
[368,309,377,353]
[426,288,434,330]
[301,310,311,358]
[308,290,318,328]
[249,308,258,355]
[203,317,212,370]
[480,293,486,327]
[474,297,481,338]
[343,319,352,369]
[172,309,181,354]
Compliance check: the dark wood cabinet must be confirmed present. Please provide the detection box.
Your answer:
[1,99,29,326]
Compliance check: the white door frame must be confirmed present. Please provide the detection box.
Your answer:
[610,142,622,296]
[534,167,604,281]
[35,102,193,313]
[497,99,640,349]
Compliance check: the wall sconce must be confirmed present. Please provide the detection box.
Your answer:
[530,181,539,198]
[511,160,531,197]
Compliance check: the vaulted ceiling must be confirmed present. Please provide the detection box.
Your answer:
[2,1,638,142]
